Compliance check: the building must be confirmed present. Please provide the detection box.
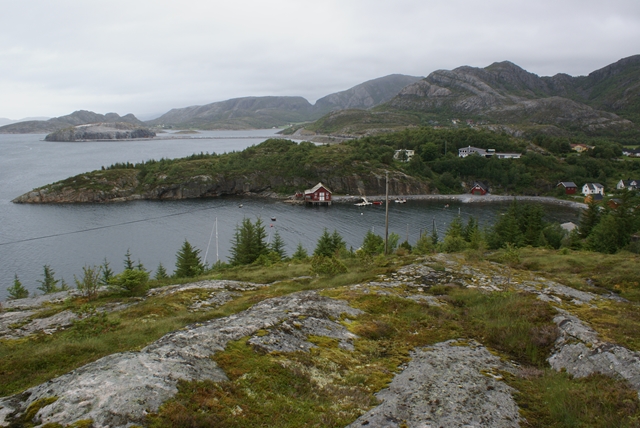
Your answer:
[557,181,578,195]
[470,181,489,195]
[458,146,521,159]
[582,183,604,196]
[393,149,415,162]
[304,182,332,206]
[458,146,487,158]
[616,179,640,190]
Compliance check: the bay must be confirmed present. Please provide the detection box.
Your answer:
[0,131,579,300]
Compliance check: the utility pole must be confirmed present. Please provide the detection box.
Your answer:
[384,171,389,255]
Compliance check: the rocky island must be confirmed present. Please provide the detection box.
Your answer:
[44,122,156,142]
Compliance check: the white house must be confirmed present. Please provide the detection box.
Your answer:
[458,146,487,158]
[582,183,605,196]
[616,179,640,190]
[394,149,415,162]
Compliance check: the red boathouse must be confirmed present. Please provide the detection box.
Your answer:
[304,182,332,206]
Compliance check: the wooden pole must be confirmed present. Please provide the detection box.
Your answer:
[384,171,389,255]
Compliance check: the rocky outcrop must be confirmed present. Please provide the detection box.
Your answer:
[0,289,361,428]
[347,339,520,427]
[44,122,155,142]
[12,169,432,204]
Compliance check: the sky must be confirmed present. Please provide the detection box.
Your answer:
[1,0,639,120]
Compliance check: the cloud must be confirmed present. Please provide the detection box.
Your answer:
[0,0,639,119]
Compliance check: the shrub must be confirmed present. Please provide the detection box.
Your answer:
[109,268,149,296]
[310,255,348,275]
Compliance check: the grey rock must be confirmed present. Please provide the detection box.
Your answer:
[0,291,361,428]
[347,339,520,428]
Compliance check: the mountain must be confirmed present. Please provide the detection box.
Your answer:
[147,74,422,130]
[146,96,315,130]
[313,74,423,113]
[0,110,143,134]
[382,58,639,136]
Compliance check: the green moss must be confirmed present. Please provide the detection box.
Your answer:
[23,396,59,424]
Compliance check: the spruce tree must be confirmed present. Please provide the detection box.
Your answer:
[174,240,204,278]
[269,230,287,260]
[37,265,60,294]
[100,258,114,286]
[292,243,309,260]
[155,262,169,280]
[579,200,601,239]
[314,228,335,257]
[124,249,134,270]
[7,274,29,300]
[230,218,269,265]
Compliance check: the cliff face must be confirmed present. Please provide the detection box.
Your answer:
[12,170,432,204]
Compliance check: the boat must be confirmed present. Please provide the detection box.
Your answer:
[394,198,407,204]
[355,196,372,206]
[271,217,276,221]
[372,201,383,206]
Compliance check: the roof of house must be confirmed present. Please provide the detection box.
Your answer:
[584,182,604,190]
[471,181,489,191]
[304,182,332,195]
[557,181,577,188]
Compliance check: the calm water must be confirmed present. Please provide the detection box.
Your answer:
[0,131,579,300]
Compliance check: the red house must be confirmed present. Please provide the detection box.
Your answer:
[470,181,489,195]
[304,182,332,206]
[557,181,577,195]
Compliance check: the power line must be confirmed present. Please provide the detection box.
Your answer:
[0,205,218,247]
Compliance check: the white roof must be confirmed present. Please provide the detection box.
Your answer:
[304,182,332,195]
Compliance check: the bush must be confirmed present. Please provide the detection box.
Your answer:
[310,256,348,276]
[74,265,102,300]
[109,268,149,296]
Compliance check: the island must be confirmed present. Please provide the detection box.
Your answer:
[44,122,156,142]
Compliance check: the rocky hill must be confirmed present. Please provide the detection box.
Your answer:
[147,96,317,130]
[383,58,639,136]
[147,75,422,130]
[0,111,144,134]
[44,122,156,142]
[313,74,423,114]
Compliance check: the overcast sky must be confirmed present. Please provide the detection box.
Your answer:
[1,0,639,120]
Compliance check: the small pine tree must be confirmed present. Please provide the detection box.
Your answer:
[175,240,205,278]
[155,262,169,280]
[361,230,384,255]
[292,243,309,260]
[269,230,287,260]
[431,222,439,245]
[37,264,60,294]
[7,274,29,300]
[100,258,114,286]
[124,249,135,270]
[314,229,346,257]
[229,218,268,265]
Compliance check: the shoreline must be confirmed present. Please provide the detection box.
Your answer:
[327,194,587,209]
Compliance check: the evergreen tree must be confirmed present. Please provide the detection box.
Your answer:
[37,264,60,294]
[100,258,114,286]
[442,216,467,252]
[578,200,601,239]
[269,230,287,260]
[7,274,29,300]
[463,217,478,242]
[292,243,309,260]
[124,249,134,270]
[229,218,268,265]
[414,233,434,255]
[155,262,169,280]
[431,220,439,245]
[361,230,384,255]
[174,240,205,278]
[314,228,345,257]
